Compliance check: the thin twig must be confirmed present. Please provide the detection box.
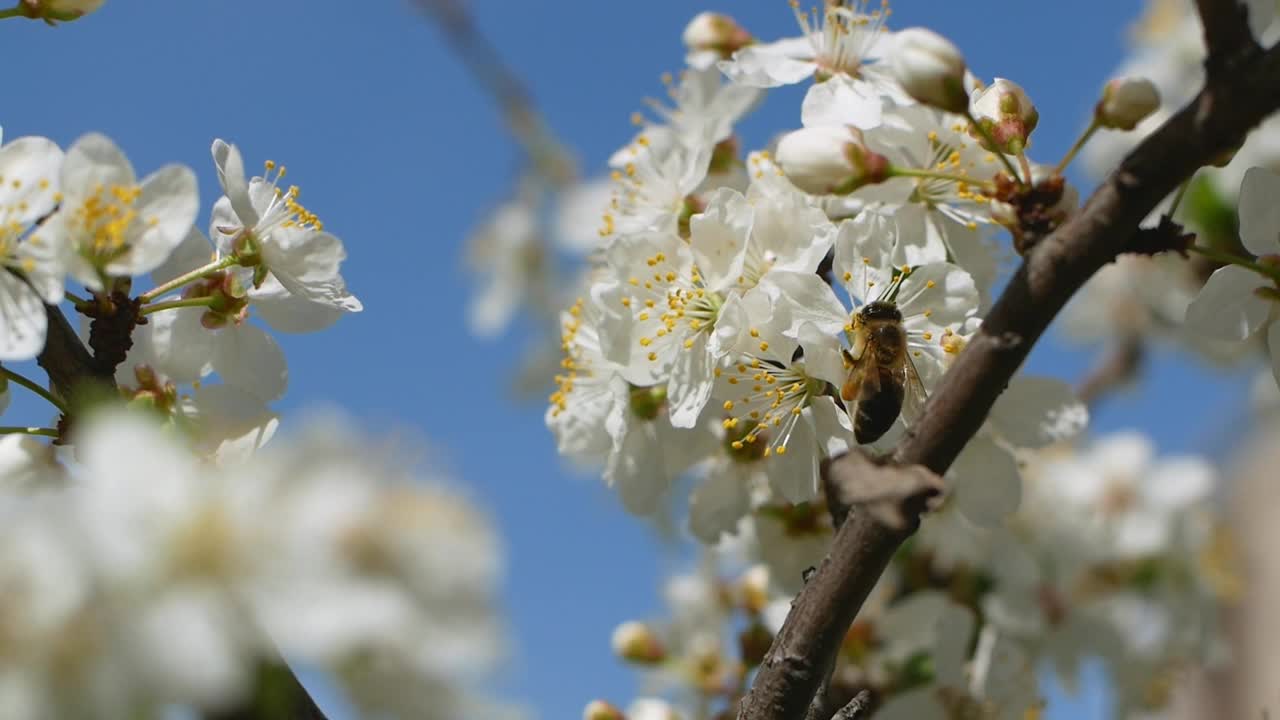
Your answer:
[1076,334,1144,406]
[736,33,1280,720]
[833,691,872,720]
[412,0,575,186]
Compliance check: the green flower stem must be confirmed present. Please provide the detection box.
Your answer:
[140,296,217,316]
[1018,153,1034,184]
[0,6,25,19]
[962,108,1023,182]
[1188,244,1280,283]
[1167,178,1192,218]
[1,367,68,413]
[137,256,239,304]
[886,165,995,191]
[1053,120,1099,176]
[0,427,58,438]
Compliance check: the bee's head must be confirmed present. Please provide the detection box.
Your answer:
[858,300,903,323]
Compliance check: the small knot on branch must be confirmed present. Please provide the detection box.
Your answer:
[822,450,944,530]
[992,173,1073,256]
[84,291,143,378]
[1126,215,1195,257]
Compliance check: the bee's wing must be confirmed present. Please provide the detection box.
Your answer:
[898,350,930,428]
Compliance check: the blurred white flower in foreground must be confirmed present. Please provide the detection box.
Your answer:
[0,411,506,719]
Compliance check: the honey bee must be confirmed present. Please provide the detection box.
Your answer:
[840,299,927,445]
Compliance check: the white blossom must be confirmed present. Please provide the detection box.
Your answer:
[41,133,198,292]
[0,135,65,359]
[209,140,362,316]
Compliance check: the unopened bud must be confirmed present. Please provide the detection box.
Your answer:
[775,126,889,195]
[611,621,665,664]
[1096,76,1160,131]
[20,0,103,21]
[682,12,752,60]
[969,78,1039,154]
[891,28,969,114]
[584,700,626,720]
[736,565,770,614]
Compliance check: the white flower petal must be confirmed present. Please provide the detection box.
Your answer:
[0,137,63,224]
[758,270,848,337]
[61,133,135,200]
[833,214,896,304]
[151,226,214,288]
[988,375,1088,448]
[667,331,714,428]
[0,275,46,361]
[211,139,258,228]
[211,322,288,402]
[1144,457,1213,510]
[689,188,752,291]
[1239,167,1280,257]
[800,77,884,129]
[767,411,819,503]
[688,462,751,543]
[897,262,978,329]
[606,421,671,515]
[262,229,361,312]
[717,38,816,87]
[250,278,344,334]
[146,306,214,383]
[950,435,1021,527]
[178,384,280,463]
[1184,265,1269,341]
[107,164,200,278]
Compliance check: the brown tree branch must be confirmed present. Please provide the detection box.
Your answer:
[737,37,1280,720]
[36,304,103,402]
[1194,0,1262,77]
[831,691,871,720]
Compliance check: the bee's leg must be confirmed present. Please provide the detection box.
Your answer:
[848,325,867,363]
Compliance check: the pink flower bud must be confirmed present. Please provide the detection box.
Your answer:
[682,12,752,59]
[969,78,1039,154]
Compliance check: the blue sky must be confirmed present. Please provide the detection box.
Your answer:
[0,2,1256,718]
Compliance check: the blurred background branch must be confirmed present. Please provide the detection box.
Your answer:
[412,0,576,187]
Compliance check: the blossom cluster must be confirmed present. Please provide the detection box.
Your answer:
[546,2,1090,548]
[0,413,505,719]
[483,2,1280,718]
[591,428,1227,720]
[0,77,506,717]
